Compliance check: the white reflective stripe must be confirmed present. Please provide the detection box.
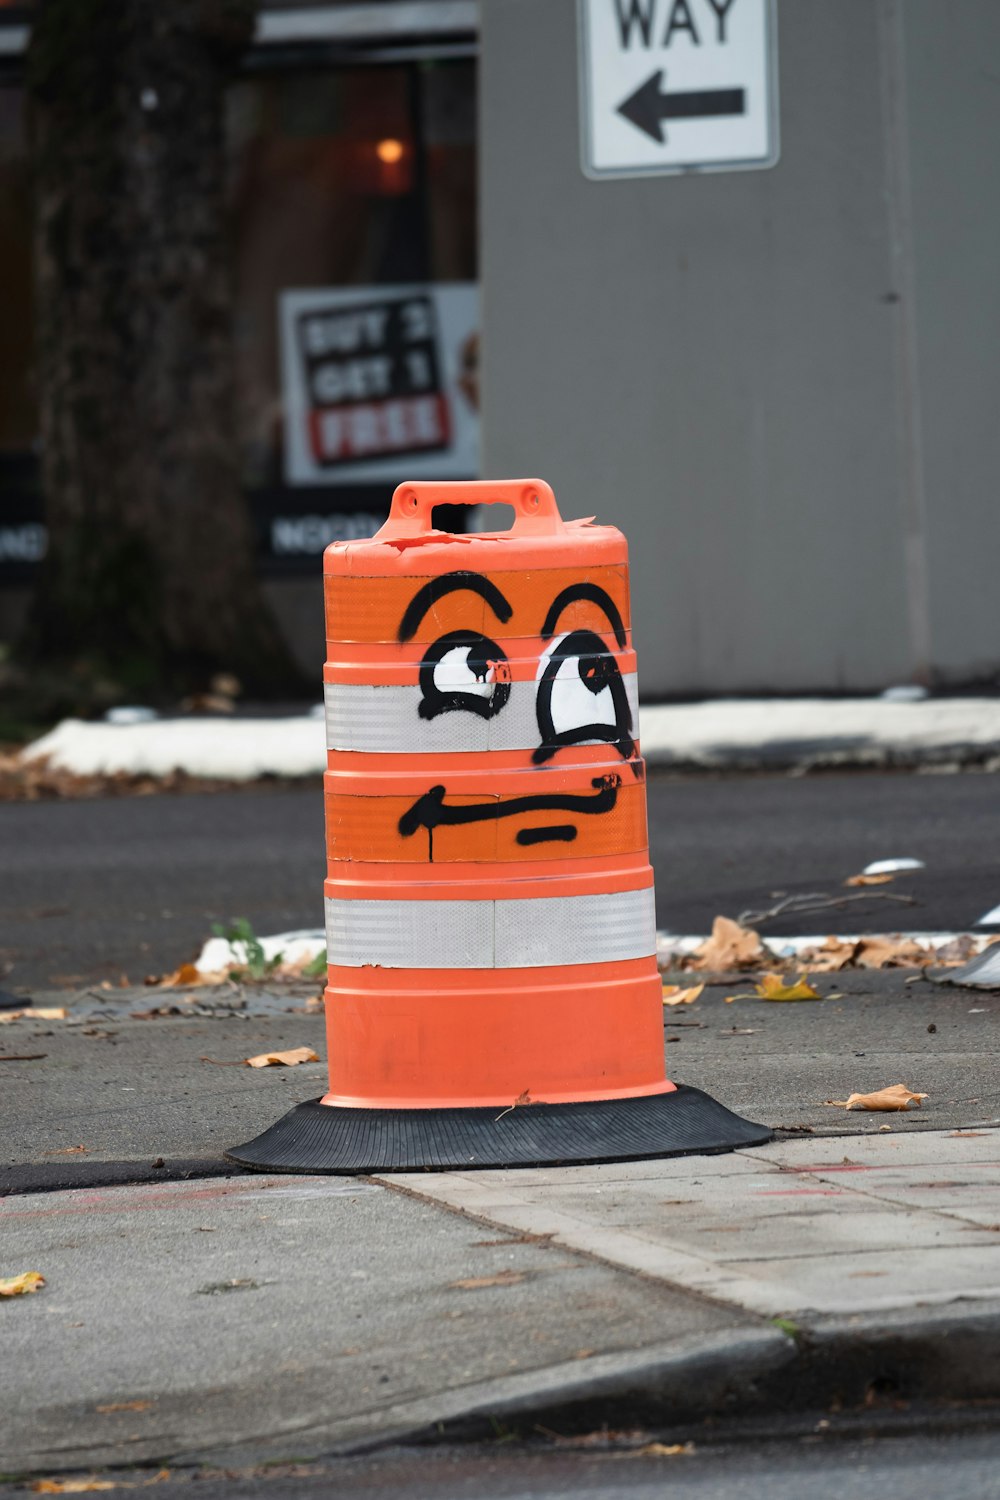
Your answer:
[325,674,640,754]
[324,886,656,969]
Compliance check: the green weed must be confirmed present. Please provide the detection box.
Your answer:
[211,917,282,981]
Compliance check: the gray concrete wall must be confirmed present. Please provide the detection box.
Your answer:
[902,1,1000,684]
[479,0,998,695]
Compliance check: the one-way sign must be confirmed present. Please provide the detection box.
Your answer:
[578,0,778,178]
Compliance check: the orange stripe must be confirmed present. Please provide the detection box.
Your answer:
[324,565,631,645]
[324,755,645,793]
[324,852,653,901]
[323,640,636,684]
[321,957,669,1107]
[325,781,647,863]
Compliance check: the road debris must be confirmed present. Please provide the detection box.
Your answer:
[800,935,941,971]
[683,916,773,971]
[30,1481,117,1494]
[738,890,917,927]
[245,1046,319,1069]
[196,1279,261,1295]
[0,1007,69,1024]
[754,973,822,1002]
[662,983,704,1007]
[862,858,925,875]
[825,1084,928,1111]
[450,1270,528,1290]
[624,1442,696,1459]
[926,943,1000,989]
[0,1270,45,1297]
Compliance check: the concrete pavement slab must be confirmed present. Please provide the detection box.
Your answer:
[381,1128,1000,1319]
[0,1174,756,1476]
[0,996,328,1192]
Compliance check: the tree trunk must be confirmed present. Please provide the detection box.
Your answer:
[23,0,297,705]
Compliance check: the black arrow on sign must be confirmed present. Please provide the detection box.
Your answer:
[617,69,745,144]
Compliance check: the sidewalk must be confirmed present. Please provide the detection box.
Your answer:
[2,973,999,1478]
[17,693,1000,782]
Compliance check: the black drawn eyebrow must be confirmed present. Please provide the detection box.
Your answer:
[540,584,627,649]
[398,571,513,643]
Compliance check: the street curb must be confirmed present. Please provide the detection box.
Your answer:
[397,1304,1000,1446]
[4,1300,999,1476]
[641,745,1000,774]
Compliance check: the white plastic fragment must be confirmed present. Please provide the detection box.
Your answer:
[104,706,159,725]
[862,858,925,875]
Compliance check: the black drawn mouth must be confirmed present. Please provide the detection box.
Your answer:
[398,775,621,860]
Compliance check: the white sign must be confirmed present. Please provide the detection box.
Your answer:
[578,0,778,178]
[279,283,479,486]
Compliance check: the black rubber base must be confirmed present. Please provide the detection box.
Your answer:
[225,1085,771,1174]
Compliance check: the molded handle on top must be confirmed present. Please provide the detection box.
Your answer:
[377,479,563,539]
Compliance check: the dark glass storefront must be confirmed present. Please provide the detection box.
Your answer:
[0,5,478,620]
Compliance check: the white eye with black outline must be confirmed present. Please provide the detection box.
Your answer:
[534,630,633,764]
[419,631,511,721]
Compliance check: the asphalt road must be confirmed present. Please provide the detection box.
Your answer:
[9,1426,1000,1500]
[2,770,1000,989]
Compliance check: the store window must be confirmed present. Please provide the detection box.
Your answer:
[0,81,41,584]
[226,55,479,566]
[0,31,479,602]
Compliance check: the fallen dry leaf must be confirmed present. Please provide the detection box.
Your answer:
[31,1482,116,1494]
[449,1270,527,1290]
[684,916,772,972]
[799,937,859,972]
[662,983,704,1007]
[800,934,940,972]
[0,1270,45,1297]
[826,1084,928,1112]
[844,872,895,887]
[160,962,201,987]
[42,1145,88,1156]
[852,936,936,969]
[245,1046,319,1069]
[145,962,222,988]
[0,1007,68,1024]
[95,1400,154,1413]
[755,972,822,1002]
[626,1442,696,1458]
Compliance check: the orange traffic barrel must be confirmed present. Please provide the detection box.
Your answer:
[229,480,768,1171]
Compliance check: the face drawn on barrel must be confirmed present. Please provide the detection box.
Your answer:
[396,570,638,859]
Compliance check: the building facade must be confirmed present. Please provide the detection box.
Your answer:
[2,0,998,694]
